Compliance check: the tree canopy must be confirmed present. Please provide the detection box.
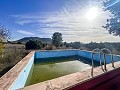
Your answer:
[52,32,63,47]
[103,0,120,36]
[25,40,43,50]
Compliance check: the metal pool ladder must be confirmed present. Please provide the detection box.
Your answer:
[91,48,100,77]
[101,48,115,71]
[91,48,115,77]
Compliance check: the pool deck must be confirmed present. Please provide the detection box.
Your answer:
[20,61,120,90]
[0,51,35,90]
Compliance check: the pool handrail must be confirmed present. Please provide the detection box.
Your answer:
[91,48,101,77]
[101,48,115,70]
[91,48,115,77]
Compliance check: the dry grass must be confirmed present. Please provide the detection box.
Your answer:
[0,44,29,77]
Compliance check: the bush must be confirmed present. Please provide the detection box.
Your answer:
[0,42,4,55]
[0,45,29,76]
[17,41,22,44]
[45,45,56,50]
[25,40,43,50]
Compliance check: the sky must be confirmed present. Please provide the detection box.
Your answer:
[0,0,119,43]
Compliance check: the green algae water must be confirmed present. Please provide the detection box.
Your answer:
[25,56,99,86]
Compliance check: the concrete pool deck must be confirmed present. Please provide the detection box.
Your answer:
[0,51,35,90]
[20,61,120,90]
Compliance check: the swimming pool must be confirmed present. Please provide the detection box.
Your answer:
[9,50,120,90]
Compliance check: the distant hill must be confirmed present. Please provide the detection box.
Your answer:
[16,37,52,43]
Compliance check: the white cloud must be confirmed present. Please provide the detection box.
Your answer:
[15,20,34,25]
[13,0,120,43]
[17,30,35,35]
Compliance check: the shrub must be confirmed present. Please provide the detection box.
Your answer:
[25,40,43,50]
[0,42,4,55]
[45,45,56,50]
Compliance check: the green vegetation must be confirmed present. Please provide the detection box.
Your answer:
[0,24,11,56]
[103,0,120,36]
[23,32,119,55]
[25,40,43,50]
[64,42,81,49]
[0,41,4,55]
[0,24,29,77]
[52,32,63,47]
[0,44,29,77]
[64,42,120,54]
[84,42,120,54]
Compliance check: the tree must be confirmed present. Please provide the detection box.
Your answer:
[0,24,11,40]
[52,32,63,47]
[73,42,81,49]
[103,0,120,36]
[25,40,43,50]
[0,24,11,55]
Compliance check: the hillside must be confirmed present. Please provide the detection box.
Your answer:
[17,37,52,43]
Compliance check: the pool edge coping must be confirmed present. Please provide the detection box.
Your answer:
[0,51,35,90]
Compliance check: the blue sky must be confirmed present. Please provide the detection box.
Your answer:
[0,0,119,42]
